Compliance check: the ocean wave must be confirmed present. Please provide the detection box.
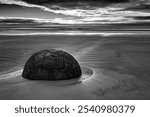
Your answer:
[0,31,139,36]
[0,69,23,80]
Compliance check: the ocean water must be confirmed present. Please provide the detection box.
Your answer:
[0,31,150,99]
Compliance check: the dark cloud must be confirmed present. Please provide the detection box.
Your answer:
[124,0,150,11]
[22,0,129,4]
[127,4,150,10]
[0,18,36,24]
[133,16,150,20]
[21,0,129,9]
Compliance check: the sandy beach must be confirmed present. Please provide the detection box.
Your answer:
[0,34,150,99]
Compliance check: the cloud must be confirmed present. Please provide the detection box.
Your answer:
[0,17,37,24]
[0,0,57,13]
[125,0,150,10]
[22,0,129,4]
[133,16,150,20]
[1,0,150,25]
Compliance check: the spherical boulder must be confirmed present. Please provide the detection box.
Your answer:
[22,49,82,80]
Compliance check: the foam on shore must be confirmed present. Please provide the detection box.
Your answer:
[0,66,93,84]
[0,69,23,80]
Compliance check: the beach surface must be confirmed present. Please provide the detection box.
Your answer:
[0,34,150,99]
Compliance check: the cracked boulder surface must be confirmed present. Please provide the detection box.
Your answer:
[22,49,82,80]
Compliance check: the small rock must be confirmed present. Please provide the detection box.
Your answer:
[22,49,82,80]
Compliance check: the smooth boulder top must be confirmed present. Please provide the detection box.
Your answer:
[22,49,82,80]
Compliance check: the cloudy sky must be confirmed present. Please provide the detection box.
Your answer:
[0,0,150,25]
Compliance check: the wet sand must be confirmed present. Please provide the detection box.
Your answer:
[0,34,150,99]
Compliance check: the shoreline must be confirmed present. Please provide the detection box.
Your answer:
[0,66,150,100]
[0,34,150,99]
[0,66,94,83]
